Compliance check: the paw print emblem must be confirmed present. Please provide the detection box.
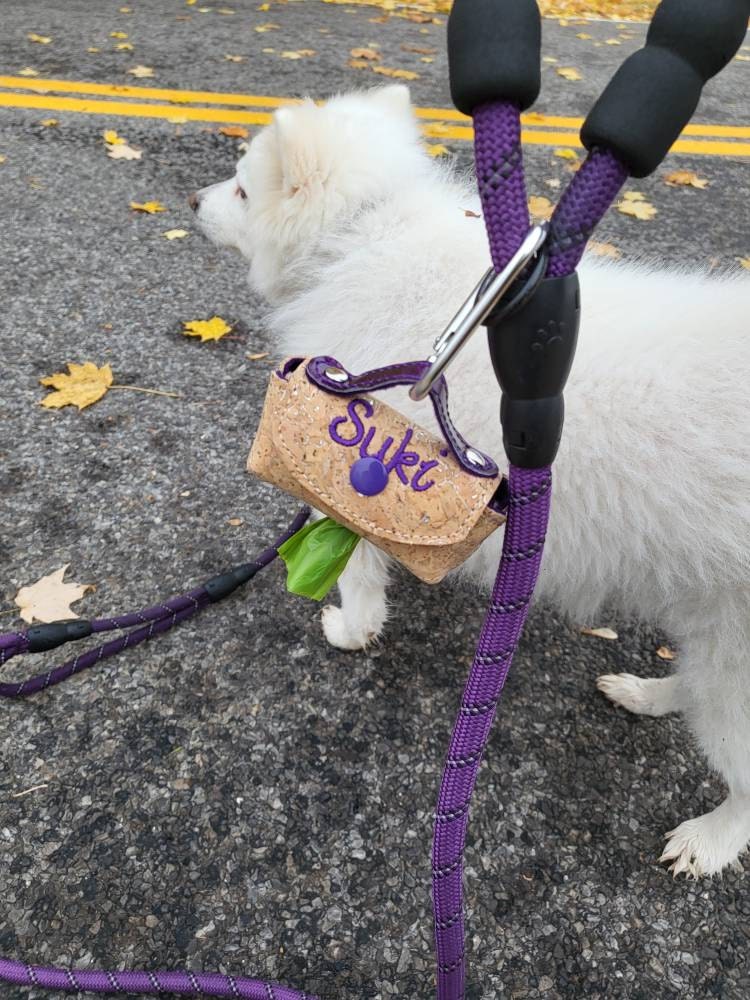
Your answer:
[530,320,565,367]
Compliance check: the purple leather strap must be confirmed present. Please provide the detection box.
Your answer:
[305,356,499,479]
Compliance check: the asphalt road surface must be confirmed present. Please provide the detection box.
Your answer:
[1,3,749,999]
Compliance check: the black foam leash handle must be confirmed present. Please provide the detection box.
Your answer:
[448,0,542,115]
[582,0,750,177]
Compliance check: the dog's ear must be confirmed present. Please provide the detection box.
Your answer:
[273,104,329,195]
[369,84,413,119]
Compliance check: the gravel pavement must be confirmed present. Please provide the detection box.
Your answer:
[1,3,749,998]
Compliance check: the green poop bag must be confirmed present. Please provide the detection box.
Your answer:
[277,517,360,601]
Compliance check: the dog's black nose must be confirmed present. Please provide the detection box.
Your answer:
[188,191,200,213]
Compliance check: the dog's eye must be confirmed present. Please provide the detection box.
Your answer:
[236,183,248,200]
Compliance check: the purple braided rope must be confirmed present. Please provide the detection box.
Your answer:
[546,146,628,277]
[0,959,314,999]
[473,101,530,273]
[0,508,310,698]
[431,465,551,1000]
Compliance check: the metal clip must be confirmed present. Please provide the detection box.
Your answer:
[409,224,548,402]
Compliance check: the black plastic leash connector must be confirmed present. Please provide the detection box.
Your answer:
[27,619,94,654]
[487,272,581,469]
[582,0,750,176]
[204,563,262,603]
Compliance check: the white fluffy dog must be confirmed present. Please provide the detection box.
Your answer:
[191,86,750,878]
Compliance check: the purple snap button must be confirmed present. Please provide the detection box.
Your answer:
[350,457,388,496]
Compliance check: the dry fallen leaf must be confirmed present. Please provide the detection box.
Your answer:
[164,228,188,239]
[605,38,621,44]
[426,143,449,157]
[182,316,232,342]
[110,30,129,38]
[401,44,436,54]
[219,125,249,137]
[128,65,155,78]
[255,22,280,31]
[617,198,657,221]
[580,626,619,641]
[576,32,592,39]
[656,645,677,661]
[423,122,453,138]
[0,155,6,164]
[350,47,381,60]
[130,200,167,213]
[116,42,134,50]
[19,67,39,76]
[227,518,243,527]
[372,65,419,80]
[554,147,579,160]
[664,170,709,189]
[528,195,554,221]
[588,240,621,259]
[737,257,750,271]
[107,142,142,160]
[280,49,316,59]
[40,361,114,410]
[87,47,101,53]
[15,566,93,624]
[463,209,481,219]
[28,33,52,44]
[557,66,583,81]
[247,351,269,360]
[349,59,370,68]
[225,54,245,62]
[103,128,126,145]
[40,118,58,127]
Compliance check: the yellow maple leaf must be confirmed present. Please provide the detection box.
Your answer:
[557,66,582,81]
[423,122,453,138]
[15,565,94,624]
[19,67,39,76]
[219,125,249,137]
[130,200,167,213]
[350,47,380,60]
[164,228,189,239]
[554,147,579,160]
[182,316,232,342]
[104,128,126,145]
[128,65,155,77]
[110,30,129,38]
[28,33,52,44]
[40,361,114,410]
[617,198,657,221]
[664,170,709,189]
[372,65,419,80]
[426,143,449,157]
[528,195,554,222]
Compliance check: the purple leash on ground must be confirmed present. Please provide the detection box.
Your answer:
[0,106,627,1000]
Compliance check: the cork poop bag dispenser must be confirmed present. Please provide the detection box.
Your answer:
[248,356,506,585]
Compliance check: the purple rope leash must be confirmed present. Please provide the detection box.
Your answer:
[0,508,310,698]
[0,961,313,1000]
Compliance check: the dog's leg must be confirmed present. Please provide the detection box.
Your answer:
[596,673,682,717]
[322,539,391,651]
[659,604,750,877]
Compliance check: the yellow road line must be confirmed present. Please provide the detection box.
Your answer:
[2,75,750,141]
[1,87,749,158]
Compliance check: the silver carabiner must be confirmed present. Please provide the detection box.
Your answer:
[409,223,548,402]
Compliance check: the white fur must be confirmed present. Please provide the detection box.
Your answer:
[192,86,750,876]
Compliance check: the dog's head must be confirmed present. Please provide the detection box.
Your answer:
[189,85,427,298]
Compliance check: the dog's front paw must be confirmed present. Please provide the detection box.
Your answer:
[660,800,750,877]
[321,606,376,651]
[596,673,680,717]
